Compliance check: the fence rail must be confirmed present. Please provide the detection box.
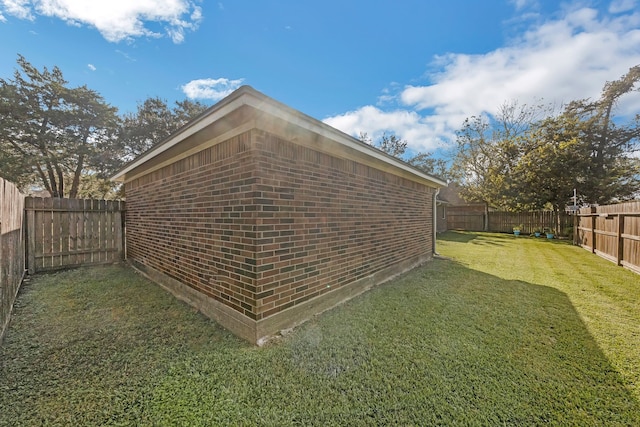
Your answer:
[488,211,573,235]
[576,201,640,274]
[25,197,125,274]
[446,205,486,231]
[0,178,25,343]
[446,207,573,235]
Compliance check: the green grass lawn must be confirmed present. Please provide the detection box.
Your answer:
[1,231,639,426]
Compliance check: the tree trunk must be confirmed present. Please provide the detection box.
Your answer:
[484,202,489,231]
[44,160,60,197]
[69,154,84,199]
[69,131,90,199]
[55,164,64,197]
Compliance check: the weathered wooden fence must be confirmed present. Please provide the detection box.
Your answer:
[489,211,573,235]
[447,206,573,235]
[25,197,125,274]
[446,205,486,231]
[576,201,640,274]
[0,178,25,343]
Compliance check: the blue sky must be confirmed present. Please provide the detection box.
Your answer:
[1,0,639,155]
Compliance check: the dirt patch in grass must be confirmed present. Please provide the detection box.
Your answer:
[1,253,639,425]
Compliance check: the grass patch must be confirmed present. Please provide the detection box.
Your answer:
[438,231,640,403]
[0,236,639,425]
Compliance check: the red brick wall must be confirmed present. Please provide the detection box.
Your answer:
[251,130,433,320]
[125,132,260,319]
[125,128,434,326]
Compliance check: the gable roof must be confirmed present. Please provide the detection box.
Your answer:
[437,182,467,205]
[111,86,447,188]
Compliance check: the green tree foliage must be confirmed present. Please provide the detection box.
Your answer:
[117,97,208,162]
[451,115,502,207]
[453,67,640,216]
[406,152,449,179]
[512,114,586,211]
[377,132,408,157]
[359,131,449,179]
[82,96,208,198]
[0,55,119,197]
[564,65,640,205]
[0,55,210,198]
[450,101,539,209]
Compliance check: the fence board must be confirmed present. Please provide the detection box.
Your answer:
[488,210,572,235]
[446,205,486,231]
[446,207,573,236]
[576,201,640,274]
[0,178,25,343]
[447,213,484,231]
[25,197,125,273]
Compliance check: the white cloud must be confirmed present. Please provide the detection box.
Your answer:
[87,63,96,71]
[324,4,640,153]
[609,0,637,13]
[115,49,135,62]
[510,0,538,11]
[324,106,457,152]
[0,0,202,43]
[2,0,33,19]
[181,78,245,101]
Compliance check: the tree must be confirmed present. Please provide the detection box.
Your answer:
[117,97,208,162]
[451,66,640,228]
[450,101,546,210]
[510,66,640,213]
[449,115,505,231]
[564,65,640,205]
[62,85,120,198]
[359,131,449,178]
[378,132,408,157]
[407,152,449,178]
[512,114,586,210]
[0,55,119,197]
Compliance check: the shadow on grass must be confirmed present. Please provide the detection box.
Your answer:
[0,262,638,426]
[439,230,512,247]
[441,230,574,247]
[437,230,478,243]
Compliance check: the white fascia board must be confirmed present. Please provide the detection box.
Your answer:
[110,92,249,182]
[241,92,447,188]
[112,86,447,188]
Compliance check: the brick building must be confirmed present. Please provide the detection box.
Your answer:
[112,86,445,344]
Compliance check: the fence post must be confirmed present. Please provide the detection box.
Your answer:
[115,201,124,261]
[25,197,36,275]
[590,207,597,254]
[617,214,624,266]
[121,201,126,261]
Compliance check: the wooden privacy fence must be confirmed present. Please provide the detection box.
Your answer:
[25,197,125,274]
[0,178,25,343]
[489,211,573,235]
[446,205,486,231]
[576,201,640,274]
[447,206,573,235]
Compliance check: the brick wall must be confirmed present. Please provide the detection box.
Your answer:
[251,130,433,320]
[125,128,434,341]
[125,131,260,320]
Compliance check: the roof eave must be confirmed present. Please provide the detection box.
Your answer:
[111,86,447,188]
